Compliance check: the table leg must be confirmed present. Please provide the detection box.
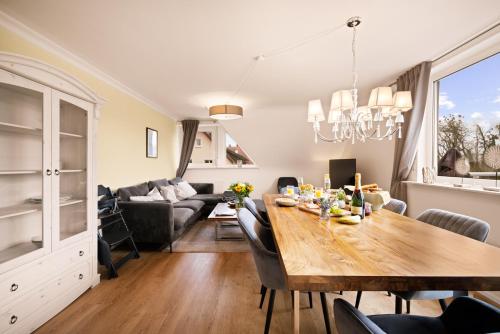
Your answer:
[291,290,299,333]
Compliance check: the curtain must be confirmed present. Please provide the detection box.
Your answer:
[176,119,199,177]
[390,61,432,202]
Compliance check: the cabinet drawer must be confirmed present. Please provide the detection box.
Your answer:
[0,239,90,304]
[0,261,90,333]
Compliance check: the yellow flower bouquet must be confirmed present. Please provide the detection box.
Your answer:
[229,182,254,208]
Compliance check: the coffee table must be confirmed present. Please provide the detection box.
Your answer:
[208,203,244,241]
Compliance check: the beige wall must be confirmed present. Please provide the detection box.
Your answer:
[0,26,177,189]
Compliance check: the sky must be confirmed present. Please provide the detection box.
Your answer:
[438,52,500,132]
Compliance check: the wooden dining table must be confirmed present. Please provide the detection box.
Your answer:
[263,194,500,333]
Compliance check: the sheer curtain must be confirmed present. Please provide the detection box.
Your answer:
[176,119,199,177]
[390,61,432,202]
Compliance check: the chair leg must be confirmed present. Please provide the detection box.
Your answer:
[339,291,343,295]
[169,242,173,253]
[260,286,267,309]
[264,289,276,334]
[127,237,140,259]
[320,292,332,334]
[439,299,447,312]
[355,291,362,309]
[395,296,403,314]
[308,291,313,308]
[406,300,410,314]
[387,291,391,297]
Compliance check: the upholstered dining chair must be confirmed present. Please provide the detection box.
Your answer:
[390,208,490,314]
[383,199,407,215]
[244,197,270,228]
[237,208,332,334]
[334,297,500,334]
[277,177,298,194]
[354,198,407,308]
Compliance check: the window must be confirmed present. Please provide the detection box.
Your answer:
[225,133,254,166]
[179,123,257,169]
[434,53,500,182]
[190,129,216,166]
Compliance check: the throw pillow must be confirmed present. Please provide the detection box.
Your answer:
[129,196,155,202]
[174,181,197,200]
[160,185,179,203]
[148,187,164,201]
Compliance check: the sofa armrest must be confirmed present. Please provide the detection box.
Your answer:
[190,183,214,194]
[118,201,175,245]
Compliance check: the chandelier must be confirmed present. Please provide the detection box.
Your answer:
[307,17,413,144]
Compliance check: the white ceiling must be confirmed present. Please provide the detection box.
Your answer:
[1,0,499,119]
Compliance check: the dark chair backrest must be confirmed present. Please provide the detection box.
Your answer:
[440,296,500,333]
[383,199,407,215]
[277,177,298,193]
[237,208,285,290]
[244,197,270,228]
[334,298,386,334]
[416,209,490,242]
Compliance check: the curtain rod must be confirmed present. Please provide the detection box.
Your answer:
[389,21,500,87]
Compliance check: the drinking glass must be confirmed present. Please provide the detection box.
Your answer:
[286,185,295,196]
[315,187,323,198]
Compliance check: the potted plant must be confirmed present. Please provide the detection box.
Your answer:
[229,182,254,208]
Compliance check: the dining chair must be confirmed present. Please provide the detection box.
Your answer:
[383,199,407,215]
[244,197,270,228]
[390,209,490,314]
[354,198,407,307]
[237,208,332,334]
[277,177,298,194]
[334,296,500,334]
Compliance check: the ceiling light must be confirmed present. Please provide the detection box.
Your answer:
[209,105,243,120]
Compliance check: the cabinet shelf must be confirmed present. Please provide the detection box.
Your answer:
[60,131,85,139]
[0,204,42,220]
[0,242,41,264]
[60,199,85,207]
[60,169,85,173]
[0,170,41,175]
[0,121,42,135]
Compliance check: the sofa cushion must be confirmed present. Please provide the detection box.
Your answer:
[148,178,169,190]
[174,181,198,200]
[117,182,149,201]
[169,177,183,185]
[191,194,224,206]
[173,208,195,230]
[160,185,179,203]
[173,199,205,212]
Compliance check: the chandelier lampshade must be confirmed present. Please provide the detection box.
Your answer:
[209,105,243,120]
[368,87,393,108]
[330,90,354,111]
[307,99,325,122]
[393,91,413,111]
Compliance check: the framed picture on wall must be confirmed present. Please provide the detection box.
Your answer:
[146,127,158,158]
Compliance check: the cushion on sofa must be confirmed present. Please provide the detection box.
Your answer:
[169,177,183,185]
[173,207,195,230]
[191,194,224,206]
[160,185,179,203]
[148,178,170,190]
[117,182,149,201]
[174,181,197,200]
[173,199,205,212]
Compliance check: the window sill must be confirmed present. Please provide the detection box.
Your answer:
[404,181,500,196]
[187,165,259,170]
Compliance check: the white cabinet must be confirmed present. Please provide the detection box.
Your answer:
[0,53,101,333]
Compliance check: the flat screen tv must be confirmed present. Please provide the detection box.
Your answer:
[329,159,356,189]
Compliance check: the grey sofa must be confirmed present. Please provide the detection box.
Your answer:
[117,177,223,252]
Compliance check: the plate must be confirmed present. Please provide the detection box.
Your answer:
[275,198,298,207]
[335,215,361,225]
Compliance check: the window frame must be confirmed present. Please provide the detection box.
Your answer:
[177,122,258,170]
[424,32,500,188]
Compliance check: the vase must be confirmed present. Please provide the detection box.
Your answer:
[236,195,245,209]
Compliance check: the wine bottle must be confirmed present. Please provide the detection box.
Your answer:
[324,173,331,191]
[351,173,365,219]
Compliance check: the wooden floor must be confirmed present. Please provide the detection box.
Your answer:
[36,252,442,334]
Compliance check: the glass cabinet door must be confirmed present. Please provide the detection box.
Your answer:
[52,91,91,247]
[0,69,51,273]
